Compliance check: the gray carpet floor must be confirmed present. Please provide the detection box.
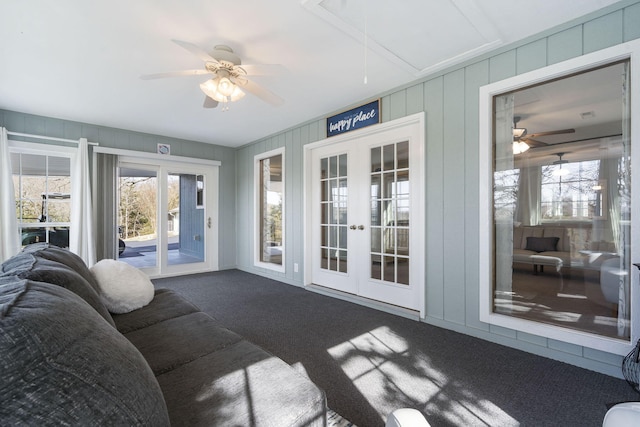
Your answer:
[153,269,639,427]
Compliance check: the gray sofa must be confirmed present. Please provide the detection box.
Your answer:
[0,244,327,426]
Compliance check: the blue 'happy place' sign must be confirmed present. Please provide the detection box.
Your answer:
[327,99,380,137]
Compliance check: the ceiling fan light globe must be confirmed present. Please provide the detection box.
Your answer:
[512,140,530,154]
[218,77,235,97]
[200,79,219,98]
[229,87,245,102]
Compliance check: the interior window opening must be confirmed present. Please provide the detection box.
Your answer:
[491,59,631,341]
[256,150,284,270]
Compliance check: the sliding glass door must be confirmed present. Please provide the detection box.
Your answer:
[117,159,216,277]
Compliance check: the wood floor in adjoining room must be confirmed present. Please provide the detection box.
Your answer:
[495,266,623,340]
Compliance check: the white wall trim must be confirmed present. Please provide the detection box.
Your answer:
[94,146,221,167]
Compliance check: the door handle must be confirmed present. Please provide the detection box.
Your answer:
[358,225,365,230]
[350,225,357,230]
[207,217,212,229]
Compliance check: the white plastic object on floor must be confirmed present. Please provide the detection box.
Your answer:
[603,402,640,426]
[385,408,430,427]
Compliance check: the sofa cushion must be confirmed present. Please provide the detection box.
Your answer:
[124,312,243,375]
[1,245,115,327]
[112,288,200,333]
[90,259,155,314]
[21,243,102,291]
[0,276,170,426]
[525,236,559,253]
[157,340,327,427]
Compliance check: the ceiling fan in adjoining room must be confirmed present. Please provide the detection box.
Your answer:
[512,115,576,154]
[141,40,285,111]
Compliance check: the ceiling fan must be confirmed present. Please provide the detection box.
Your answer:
[513,116,576,149]
[141,40,284,110]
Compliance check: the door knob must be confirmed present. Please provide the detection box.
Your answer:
[350,225,357,230]
[358,225,365,230]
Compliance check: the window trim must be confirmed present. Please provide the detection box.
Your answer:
[479,40,640,356]
[10,140,76,248]
[254,147,286,273]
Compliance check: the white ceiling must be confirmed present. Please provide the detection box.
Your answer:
[0,0,624,148]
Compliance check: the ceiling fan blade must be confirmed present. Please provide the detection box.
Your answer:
[235,78,284,106]
[171,39,219,64]
[527,128,575,138]
[521,138,548,147]
[203,96,218,109]
[140,69,210,80]
[239,63,286,76]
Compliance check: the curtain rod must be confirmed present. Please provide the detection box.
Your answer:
[7,131,98,146]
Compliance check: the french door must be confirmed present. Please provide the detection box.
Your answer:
[306,114,425,314]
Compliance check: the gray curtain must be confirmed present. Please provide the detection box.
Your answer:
[94,153,118,261]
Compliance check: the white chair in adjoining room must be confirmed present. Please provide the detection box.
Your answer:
[602,402,640,426]
[600,257,626,310]
[385,408,430,427]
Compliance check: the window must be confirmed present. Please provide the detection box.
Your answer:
[479,41,639,355]
[255,148,285,271]
[11,146,74,249]
[541,160,603,221]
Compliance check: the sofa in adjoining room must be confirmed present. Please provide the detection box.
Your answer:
[512,225,619,275]
[0,243,327,426]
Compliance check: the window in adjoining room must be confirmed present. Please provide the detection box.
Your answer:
[255,148,285,271]
[479,43,637,356]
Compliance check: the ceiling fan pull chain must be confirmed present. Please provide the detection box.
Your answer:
[363,0,368,85]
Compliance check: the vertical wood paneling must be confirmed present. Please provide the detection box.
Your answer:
[406,84,424,116]
[517,39,548,74]
[292,127,303,282]
[388,90,407,121]
[624,2,640,41]
[489,51,517,83]
[464,60,489,331]
[285,131,294,280]
[424,77,445,319]
[547,26,584,65]
[584,11,624,53]
[442,69,466,325]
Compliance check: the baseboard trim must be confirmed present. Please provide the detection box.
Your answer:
[305,283,421,321]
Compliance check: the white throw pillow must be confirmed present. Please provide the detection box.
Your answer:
[90,259,154,314]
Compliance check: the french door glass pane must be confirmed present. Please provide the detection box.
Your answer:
[370,141,410,285]
[320,154,347,273]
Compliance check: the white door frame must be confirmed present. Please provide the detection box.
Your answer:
[303,112,425,317]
